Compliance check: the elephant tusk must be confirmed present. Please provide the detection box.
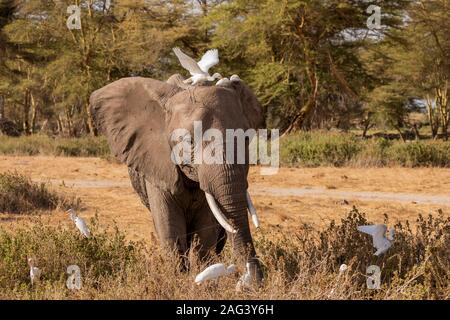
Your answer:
[246,191,260,229]
[205,193,237,234]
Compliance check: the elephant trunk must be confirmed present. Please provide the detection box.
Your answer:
[199,164,263,285]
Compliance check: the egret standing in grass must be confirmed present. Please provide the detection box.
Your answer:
[339,264,348,273]
[28,257,41,286]
[235,262,257,292]
[195,263,236,285]
[328,263,349,298]
[357,224,394,256]
[67,208,91,238]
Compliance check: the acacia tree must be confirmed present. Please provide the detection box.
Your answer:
[378,0,450,140]
[409,0,450,140]
[2,0,189,136]
[0,0,18,124]
[204,0,410,132]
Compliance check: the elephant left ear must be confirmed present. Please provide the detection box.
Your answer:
[231,81,264,129]
[90,77,182,192]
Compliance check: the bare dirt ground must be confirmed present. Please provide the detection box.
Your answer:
[1,156,449,245]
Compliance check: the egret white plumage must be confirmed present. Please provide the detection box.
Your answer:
[215,77,231,86]
[328,263,348,297]
[194,263,236,284]
[339,264,348,273]
[235,262,253,292]
[357,224,394,256]
[230,74,241,82]
[28,257,41,286]
[67,208,91,238]
[172,47,221,85]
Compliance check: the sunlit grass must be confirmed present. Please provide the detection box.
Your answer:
[0,208,447,300]
[0,171,80,214]
[0,135,109,157]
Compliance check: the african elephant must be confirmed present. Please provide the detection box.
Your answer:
[89,74,264,286]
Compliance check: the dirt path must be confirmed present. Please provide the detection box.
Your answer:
[251,186,450,207]
[37,178,450,207]
[1,156,449,242]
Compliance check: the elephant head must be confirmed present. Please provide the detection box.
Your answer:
[89,75,264,286]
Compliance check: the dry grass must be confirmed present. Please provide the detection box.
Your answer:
[0,157,449,299]
[0,135,109,157]
[0,208,448,300]
[0,171,80,214]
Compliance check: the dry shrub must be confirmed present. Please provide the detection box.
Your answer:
[0,208,448,300]
[0,171,80,214]
[256,207,449,299]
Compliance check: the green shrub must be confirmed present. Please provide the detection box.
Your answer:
[0,135,45,155]
[387,141,450,167]
[280,132,450,167]
[55,137,110,157]
[352,138,392,166]
[0,171,79,214]
[281,131,362,166]
[0,218,140,293]
[1,132,450,167]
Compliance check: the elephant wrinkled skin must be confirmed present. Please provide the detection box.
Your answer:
[89,74,264,286]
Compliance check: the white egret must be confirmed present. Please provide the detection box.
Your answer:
[172,47,221,85]
[67,209,91,238]
[216,78,231,86]
[195,263,236,285]
[235,262,257,292]
[230,74,241,82]
[357,224,394,256]
[28,257,41,286]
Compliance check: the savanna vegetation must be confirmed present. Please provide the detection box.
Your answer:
[2,133,450,167]
[0,207,448,299]
[0,0,449,301]
[0,171,80,213]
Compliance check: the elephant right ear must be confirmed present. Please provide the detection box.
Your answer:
[90,77,182,192]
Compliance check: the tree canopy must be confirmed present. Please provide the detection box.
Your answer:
[0,0,448,140]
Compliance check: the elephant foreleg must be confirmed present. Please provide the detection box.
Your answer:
[145,182,188,259]
[190,194,226,260]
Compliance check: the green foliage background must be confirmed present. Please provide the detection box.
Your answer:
[0,0,449,139]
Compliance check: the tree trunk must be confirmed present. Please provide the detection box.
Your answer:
[0,95,4,119]
[30,92,38,134]
[57,115,65,136]
[412,124,421,140]
[41,119,48,132]
[426,95,439,139]
[361,112,374,139]
[436,84,449,141]
[394,125,406,143]
[85,100,97,136]
[23,90,31,135]
[283,73,319,135]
